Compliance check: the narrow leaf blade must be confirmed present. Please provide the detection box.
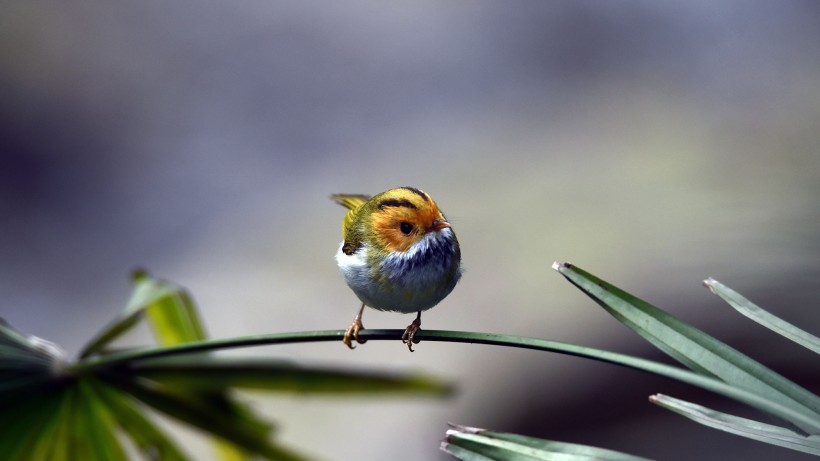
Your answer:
[103,373,310,461]
[0,319,67,389]
[80,270,180,358]
[101,271,266,461]
[481,432,653,460]
[73,379,129,461]
[42,384,79,461]
[0,386,67,461]
[651,394,820,456]
[441,442,497,461]
[137,274,264,461]
[444,424,653,461]
[554,262,820,434]
[129,356,452,396]
[143,283,207,345]
[87,379,190,461]
[704,278,820,354]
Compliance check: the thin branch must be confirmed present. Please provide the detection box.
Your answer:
[68,328,820,433]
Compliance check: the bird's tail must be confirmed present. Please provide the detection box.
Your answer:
[330,194,371,210]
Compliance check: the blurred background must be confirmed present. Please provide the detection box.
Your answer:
[2,1,819,459]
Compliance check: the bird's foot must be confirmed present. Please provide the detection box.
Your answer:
[343,318,367,349]
[401,316,422,352]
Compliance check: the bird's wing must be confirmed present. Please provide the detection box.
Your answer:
[330,194,371,254]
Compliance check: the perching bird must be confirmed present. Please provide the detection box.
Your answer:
[331,187,462,351]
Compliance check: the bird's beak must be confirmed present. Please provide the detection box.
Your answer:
[429,219,451,231]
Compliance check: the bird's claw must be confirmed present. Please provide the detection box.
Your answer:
[343,318,367,349]
[401,319,422,352]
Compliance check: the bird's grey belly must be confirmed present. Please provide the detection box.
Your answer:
[341,239,461,313]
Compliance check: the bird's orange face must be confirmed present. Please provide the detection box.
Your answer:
[369,187,450,253]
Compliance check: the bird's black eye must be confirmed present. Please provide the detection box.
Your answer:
[399,222,413,235]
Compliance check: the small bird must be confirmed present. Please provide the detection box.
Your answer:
[331,187,462,351]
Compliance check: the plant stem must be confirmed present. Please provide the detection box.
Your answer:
[72,328,819,433]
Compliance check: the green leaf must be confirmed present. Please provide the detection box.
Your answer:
[81,271,276,461]
[553,262,820,434]
[0,321,75,461]
[40,384,79,461]
[139,278,207,345]
[127,355,452,396]
[131,272,268,461]
[36,382,127,461]
[73,379,129,461]
[0,320,66,391]
[650,394,820,456]
[101,372,310,461]
[87,379,190,461]
[80,270,207,358]
[0,387,67,461]
[443,424,653,461]
[704,278,820,355]
[443,443,498,461]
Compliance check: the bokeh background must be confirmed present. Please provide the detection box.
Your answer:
[2,1,819,460]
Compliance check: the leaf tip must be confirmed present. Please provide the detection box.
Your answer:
[702,277,720,294]
[552,261,571,272]
[447,422,484,434]
[131,268,150,283]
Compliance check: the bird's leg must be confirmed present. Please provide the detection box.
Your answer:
[401,311,422,352]
[343,303,368,349]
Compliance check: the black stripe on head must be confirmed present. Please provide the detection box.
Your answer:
[378,198,417,210]
[401,187,428,200]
